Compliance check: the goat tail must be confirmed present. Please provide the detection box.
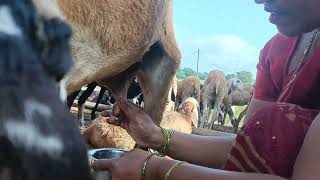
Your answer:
[214,79,220,96]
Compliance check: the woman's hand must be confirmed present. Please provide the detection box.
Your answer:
[91,149,160,180]
[100,97,164,149]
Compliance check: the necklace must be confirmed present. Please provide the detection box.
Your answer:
[292,28,320,79]
[277,28,319,102]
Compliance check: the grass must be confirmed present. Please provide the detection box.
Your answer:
[224,105,247,128]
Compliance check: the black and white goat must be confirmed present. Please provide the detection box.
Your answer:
[0,1,92,180]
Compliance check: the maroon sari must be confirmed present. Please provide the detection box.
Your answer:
[223,34,320,178]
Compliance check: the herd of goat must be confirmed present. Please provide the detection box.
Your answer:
[0,0,254,179]
[68,70,253,133]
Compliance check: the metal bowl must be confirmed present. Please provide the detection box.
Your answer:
[88,148,128,180]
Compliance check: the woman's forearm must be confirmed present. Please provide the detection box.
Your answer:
[154,131,236,169]
[148,156,286,180]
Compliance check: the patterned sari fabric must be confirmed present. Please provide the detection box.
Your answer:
[223,34,320,178]
[223,103,319,178]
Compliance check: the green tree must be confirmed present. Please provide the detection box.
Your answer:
[198,72,208,81]
[176,68,208,80]
[236,71,253,83]
[226,74,237,80]
[176,68,196,79]
[176,68,184,79]
[183,68,196,77]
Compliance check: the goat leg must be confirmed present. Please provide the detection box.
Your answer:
[226,107,237,127]
[90,87,107,120]
[214,97,225,125]
[200,98,208,128]
[66,90,80,110]
[234,105,249,133]
[77,82,97,126]
[208,109,215,129]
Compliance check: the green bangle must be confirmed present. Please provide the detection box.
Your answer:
[150,127,175,157]
[164,161,185,180]
[160,127,168,155]
[159,128,174,156]
[166,129,174,151]
[141,153,156,180]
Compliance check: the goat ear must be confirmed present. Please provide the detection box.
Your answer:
[35,17,73,81]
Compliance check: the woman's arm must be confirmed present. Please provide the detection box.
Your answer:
[291,113,320,180]
[148,113,320,180]
[164,132,235,169]
[96,101,320,180]
[92,148,285,180]
[149,156,285,180]
[102,98,235,168]
[243,41,279,124]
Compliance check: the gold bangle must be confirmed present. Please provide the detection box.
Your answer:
[166,129,174,152]
[141,153,156,180]
[164,161,185,180]
[153,127,175,157]
[160,127,169,156]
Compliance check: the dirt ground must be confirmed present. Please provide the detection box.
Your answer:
[70,107,94,127]
[71,106,236,136]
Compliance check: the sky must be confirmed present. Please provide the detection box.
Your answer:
[173,0,278,76]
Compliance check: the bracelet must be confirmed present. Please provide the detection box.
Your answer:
[152,127,174,157]
[141,153,156,180]
[164,161,185,180]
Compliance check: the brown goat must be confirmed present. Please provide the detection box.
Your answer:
[34,0,181,126]
[176,76,201,110]
[161,97,199,134]
[82,98,198,150]
[200,71,242,129]
[200,70,226,129]
[222,83,253,132]
[165,76,178,112]
[82,117,135,150]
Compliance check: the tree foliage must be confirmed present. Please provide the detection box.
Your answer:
[177,68,254,84]
[236,71,254,83]
[226,71,254,83]
[225,74,237,80]
[176,68,208,80]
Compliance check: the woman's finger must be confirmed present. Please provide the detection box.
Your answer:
[113,118,121,126]
[117,98,142,117]
[100,110,110,117]
[120,121,126,129]
[106,116,117,124]
[91,159,114,171]
[112,104,121,116]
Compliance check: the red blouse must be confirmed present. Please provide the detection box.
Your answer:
[254,33,320,108]
[223,33,320,178]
